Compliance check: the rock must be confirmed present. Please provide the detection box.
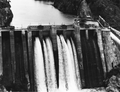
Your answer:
[0,0,13,27]
[106,75,119,92]
[54,0,82,15]
[53,0,120,30]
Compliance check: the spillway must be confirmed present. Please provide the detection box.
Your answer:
[70,38,81,89]
[45,37,57,92]
[34,37,47,92]
[57,35,66,91]
[0,25,120,92]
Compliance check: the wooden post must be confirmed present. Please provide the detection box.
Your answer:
[10,30,16,83]
[74,26,85,88]
[27,31,34,91]
[21,30,30,90]
[0,31,3,77]
[96,29,107,78]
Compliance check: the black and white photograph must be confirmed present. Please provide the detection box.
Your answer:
[0,0,120,91]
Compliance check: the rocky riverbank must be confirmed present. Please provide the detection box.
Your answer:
[54,0,120,30]
[0,0,13,27]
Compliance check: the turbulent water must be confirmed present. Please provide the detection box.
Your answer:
[34,36,82,92]
[32,32,107,92]
[34,38,47,92]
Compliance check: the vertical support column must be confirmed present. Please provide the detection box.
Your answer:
[102,29,117,72]
[0,31,3,77]
[10,30,16,83]
[27,31,34,91]
[22,30,30,90]
[96,29,107,78]
[74,26,85,88]
[50,26,59,87]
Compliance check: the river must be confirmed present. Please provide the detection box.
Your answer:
[10,0,76,28]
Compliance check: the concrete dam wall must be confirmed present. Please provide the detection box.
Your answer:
[0,24,120,91]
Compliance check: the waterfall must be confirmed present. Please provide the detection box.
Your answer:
[57,35,66,91]
[34,35,82,92]
[34,37,47,92]
[67,39,78,90]
[59,35,79,91]
[45,37,57,92]
[70,38,81,89]
[43,40,49,91]
[60,35,70,90]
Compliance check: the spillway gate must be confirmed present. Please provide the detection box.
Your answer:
[0,24,120,91]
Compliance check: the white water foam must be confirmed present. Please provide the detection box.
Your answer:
[34,36,105,92]
[59,35,78,92]
[71,38,81,89]
[34,37,47,92]
[67,39,78,91]
[45,38,57,92]
[57,35,66,91]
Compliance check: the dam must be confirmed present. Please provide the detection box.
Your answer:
[0,0,120,92]
[0,19,120,91]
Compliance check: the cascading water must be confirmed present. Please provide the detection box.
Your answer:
[57,35,66,91]
[33,32,103,92]
[34,37,47,92]
[70,38,81,89]
[45,37,57,92]
[43,40,50,91]
[59,35,80,91]
[34,35,82,92]
[60,35,71,90]
[67,38,78,90]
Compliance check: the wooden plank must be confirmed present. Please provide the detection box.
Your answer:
[10,30,16,83]
[74,26,85,88]
[0,31,3,77]
[27,31,35,91]
[96,29,107,78]
[21,30,30,90]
